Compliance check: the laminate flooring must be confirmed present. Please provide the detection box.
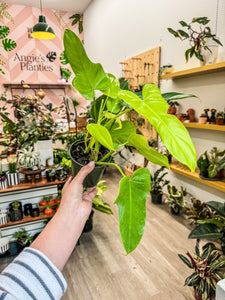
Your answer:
[0,167,196,299]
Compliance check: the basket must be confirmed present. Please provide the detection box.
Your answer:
[0,209,8,225]
[0,237,9,254]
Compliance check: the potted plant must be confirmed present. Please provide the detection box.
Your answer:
[45,167,56,182]
[216,111,224,125]
[185,198,214,224]
[0,161,7,190]
[165,185,186,215]
[178,240,225,300]
[210,108,217,124]
[198,113,207,124]
[9,201,23,222]
[150,166,170,204]
[13,228,32,251]
[63,29,196,254]
[197,147,225,179]
[17,146,41,170]
[168,17,223,63]
[6,154,20,186]
[189,201,225,254]
[55,165,68,181]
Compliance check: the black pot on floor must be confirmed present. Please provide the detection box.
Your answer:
[69,141,108,188]
[170,206,180,215]
[150,192,162,204]
[16,240,31,252]
[83,210,94,233]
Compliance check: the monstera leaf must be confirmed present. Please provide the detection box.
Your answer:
[115,168,151,254]
[0,26,9,39]
[119,84,196,171]
[63,29,110,99]
[2,38,16,51]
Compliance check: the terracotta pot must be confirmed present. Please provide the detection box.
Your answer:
[187,109,195,122]
[198,117,207,124]
[77,116,87,129]
[167,106,176,115]
[216,118,224,125]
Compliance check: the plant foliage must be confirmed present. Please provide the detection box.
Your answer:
[63,29,196,254]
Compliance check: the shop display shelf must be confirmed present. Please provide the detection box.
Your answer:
[160,61,225,79]
[170,163,225,193]
[184,122,225,131]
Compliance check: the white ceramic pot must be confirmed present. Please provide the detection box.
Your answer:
[201,41,219,65]
[34,140,54,169]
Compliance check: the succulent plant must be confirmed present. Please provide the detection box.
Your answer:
[17,146,41,169]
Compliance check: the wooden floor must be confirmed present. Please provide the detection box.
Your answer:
[0,167,196,299]
[62,167,195,300]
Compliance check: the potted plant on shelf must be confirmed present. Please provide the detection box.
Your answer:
[6,154,20,186]
[13,228,32,251]
[198,113,207,124]
[9,201,23,222]
[150,166,170,204]
[197,147,225,180]
[168,17,223,64]
[45,167,56,182]
[0,161,7,190]
[63,29,196,254]
[216,111,224,125]
[165,185,186,215]
[178,240,225,300]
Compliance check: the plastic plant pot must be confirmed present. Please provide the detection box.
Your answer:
[150,192,162,204]
[69,141,109,188]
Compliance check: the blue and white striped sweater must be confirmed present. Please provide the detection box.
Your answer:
[0,248,67,300]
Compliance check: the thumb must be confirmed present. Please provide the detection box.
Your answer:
[74,161,95,185]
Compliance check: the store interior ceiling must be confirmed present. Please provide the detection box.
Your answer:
[6,0,93,13]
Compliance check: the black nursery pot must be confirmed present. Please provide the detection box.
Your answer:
[150,192,162,204]
[170,206,180,215]
[46,170,56,182]
[69,141,108,188]
[16,239,31,252]
[24,203,32,216]
[83,210,94,233]
[9,201,23,222]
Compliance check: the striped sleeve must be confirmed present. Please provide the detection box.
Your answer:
[0,247,67,300]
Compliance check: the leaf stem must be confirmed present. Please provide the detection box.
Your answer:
[99,150,114,162]
[95,161,126,177]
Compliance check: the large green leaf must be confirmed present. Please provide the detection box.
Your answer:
[63,29,110,100]
[114,168,150,254]
[0,26,9,39]
[198,218,225,227]
[119,84,196,171]
[110,120,136,146]
[102,73,120,99]
[162,92,198,101]
[2,38,16,51]
[207,201,225,217]
[128,134,169,168]
[87,124,115,151]
[188,223,223,240]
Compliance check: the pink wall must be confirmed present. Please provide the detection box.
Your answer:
[0,4,86,123]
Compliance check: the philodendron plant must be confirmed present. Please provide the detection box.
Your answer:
[63,29,196,254]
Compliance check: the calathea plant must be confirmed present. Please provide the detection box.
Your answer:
[63,29,196,254]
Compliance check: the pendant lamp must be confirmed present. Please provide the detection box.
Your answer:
[30,0,55,40]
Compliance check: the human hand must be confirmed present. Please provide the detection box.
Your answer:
[59,161,97,219]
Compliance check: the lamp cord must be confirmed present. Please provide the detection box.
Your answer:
[215,0,219,36]
[40,0,42,15]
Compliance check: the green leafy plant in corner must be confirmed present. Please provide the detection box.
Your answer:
[63,29,196,254]
[179,240,225,300]
[168,17,223,62]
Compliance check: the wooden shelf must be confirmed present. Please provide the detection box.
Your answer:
[0,177,68,194]
[0,212,54,229]
[170,163,225,193]
[160,61,225,79]
[3,83,69,89]
[184,122,225,131]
